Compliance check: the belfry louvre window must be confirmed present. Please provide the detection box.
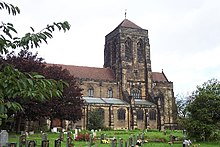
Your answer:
[107,88,113,98]
[131,88,141,99]
[137,109,144,120]
[117,108,126,120]
[149,110,156,120]
[88,87,94,97]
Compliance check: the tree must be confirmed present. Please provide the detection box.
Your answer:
[0,49,84,131]
[87,109,104,130]
[0,1,70,125]
[184,79,220,141]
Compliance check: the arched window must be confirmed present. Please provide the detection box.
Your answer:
[107,88,113,98]
[137,39,144,63]
[97,108,105,120]
[88,87,94,97]
[149,109,156,120]
[125,37,132,61]
[131,88,141,99]
[117,108,126,120]
[136,109,144,120]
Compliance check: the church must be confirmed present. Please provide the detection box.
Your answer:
[58,18,177,130]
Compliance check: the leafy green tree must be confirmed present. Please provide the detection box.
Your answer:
[0,1,70,125]
[184,79,220,141]
[87,109,104,130]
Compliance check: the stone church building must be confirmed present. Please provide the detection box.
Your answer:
[58,19,177,130]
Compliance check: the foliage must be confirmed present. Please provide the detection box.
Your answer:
[184,79,220,141]
[0,1,71,125]
[75,133,90,141]
[0,49,84,129]
[87,109,104,130]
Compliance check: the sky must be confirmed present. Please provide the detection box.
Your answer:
[3,0,220,96]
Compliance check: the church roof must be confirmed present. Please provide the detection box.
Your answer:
[51,64,115,81]
[152,72,169,82]
[117,19,142,29]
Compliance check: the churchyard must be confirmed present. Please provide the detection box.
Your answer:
[0,129,219,146]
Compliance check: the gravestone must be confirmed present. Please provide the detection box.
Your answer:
[41,133,49,147]
[118,138,123,147]
[41,140,49,147]
[0,130,8,147]
[42,133,47,141]
[128,137,132,146]
[67,132,72,138]
[54,139,61,147]
[6,142,17,147]
[66,137,73,147]
[74,129,78,138]
[111,138,117,147]
[124,141,128,147]
[100,134,104,144]
[27,140,36,147]
[89,134,93,147]
[19,134,26,147]
[59,132,64,141]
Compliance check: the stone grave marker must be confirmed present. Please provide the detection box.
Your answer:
[66,137,73,147]
[42,133,48,141]
[41,133,49,147]
[67,132,72,138]
[0,130,8,147]
[19,134,26,147]
[6,142,17,147]
[59,132,64,141]
[100,134,104,144]
[111,138,117,147]
[27,140,36,147]
[118,138,123,147]
[89,134,93,147]
[54,139,61,147]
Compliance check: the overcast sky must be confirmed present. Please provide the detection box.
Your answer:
[3,0,220,96]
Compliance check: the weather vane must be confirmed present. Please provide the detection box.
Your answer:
[125,9,127,19]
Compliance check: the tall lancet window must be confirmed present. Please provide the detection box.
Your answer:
[112,40,117,65]
[137,39,144,63]
[125,37,133,61]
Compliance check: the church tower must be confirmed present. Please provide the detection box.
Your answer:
[104,19,152,100]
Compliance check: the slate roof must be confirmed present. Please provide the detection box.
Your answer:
[152,72,169,82]
[83,97,128,105]
[51,64,115,81]
[116,19,142,29]
[48,64,169,83]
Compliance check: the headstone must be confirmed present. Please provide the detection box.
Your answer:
[67,132,72,138]
[66,137,73,147]
[124,141,128,147]
[19,134,26,147]
[54,139,61,147]
[59,132,64,141]
[128,137,132,146]
[27,140,36,147]
[74,129,78,138]
[111,138,117,147]
[0,130,8,147]
[42,133,47,141]
[100,134,104,144]
[41,140,49,147]
[104,134,107,140]
[6,142,17,147]
[89,134,93,147]
[118,138,123,147]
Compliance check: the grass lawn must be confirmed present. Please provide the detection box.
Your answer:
[8,130,220,146]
